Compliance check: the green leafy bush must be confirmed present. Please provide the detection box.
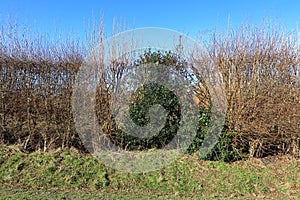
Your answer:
[200,131,246,162]
[110,50,188,150]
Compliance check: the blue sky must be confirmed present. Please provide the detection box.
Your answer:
[1,0,300,42]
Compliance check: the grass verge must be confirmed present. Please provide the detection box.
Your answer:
[0,145,299,199]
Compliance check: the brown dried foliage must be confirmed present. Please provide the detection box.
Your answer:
[193,23,300,157]
[0,22,83,151]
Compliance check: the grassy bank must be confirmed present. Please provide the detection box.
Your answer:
[0,145,299,199]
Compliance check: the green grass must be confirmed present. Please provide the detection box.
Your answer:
[0,188,183,200]
[0,145,299,199]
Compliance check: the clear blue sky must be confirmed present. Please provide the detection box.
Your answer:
[1,0,300,42]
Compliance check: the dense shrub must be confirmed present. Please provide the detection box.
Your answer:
[0,20,299,161]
